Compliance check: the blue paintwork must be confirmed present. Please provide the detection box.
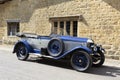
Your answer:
[14,41,92,59]
[37,35,88,42]
[59,36,88,42]
[53,46,93,59]
[33,49,41,53]
[13,33,105,72]
[14,40,42,54]
[13,40,34,53]
[13,34,93,60]
[30,46,93,60]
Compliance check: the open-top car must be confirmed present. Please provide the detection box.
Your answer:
[13,32,105,72]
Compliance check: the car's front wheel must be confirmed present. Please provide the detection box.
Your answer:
[16,44,29,61]
[92,50,105,67]
[71,51,92,72]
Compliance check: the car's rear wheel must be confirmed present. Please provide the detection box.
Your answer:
[71,51,92,72]
[47,38,64,57]
[16,44,29,61]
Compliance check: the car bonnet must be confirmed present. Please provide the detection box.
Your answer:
[59,36,89,42]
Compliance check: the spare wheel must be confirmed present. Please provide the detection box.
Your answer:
[47,38,64,57]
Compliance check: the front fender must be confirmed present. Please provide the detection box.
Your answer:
[54,46,93,59]
[13,40,33,53]
[97,45,106,54]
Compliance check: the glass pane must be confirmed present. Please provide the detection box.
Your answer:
[11,26,16,35]
[54,22,58,27]
[60,21,64,28]
[17,23,20,32]
[53,22,58,34]
[73,21,78,37]
[60,21,64,35]
[66,21,70,35]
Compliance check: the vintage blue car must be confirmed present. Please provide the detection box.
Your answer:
[13,33,105,72]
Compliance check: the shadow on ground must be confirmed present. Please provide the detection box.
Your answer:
[27,57,72,69]
[26,57,120,77]
[89,66,120,77]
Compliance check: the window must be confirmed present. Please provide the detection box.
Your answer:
[50,15,80,37]
[52,21,78,37]
[7,22,20,36]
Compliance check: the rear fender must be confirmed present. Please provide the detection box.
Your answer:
[13,40,33,53]
[53,46,93,59]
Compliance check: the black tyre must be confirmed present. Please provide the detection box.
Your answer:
[92,50,105,67]
[47,38,64,57]
[16,44,29,61]
[71,51,92,72]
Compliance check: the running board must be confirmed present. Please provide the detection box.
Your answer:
[29,53,53,59]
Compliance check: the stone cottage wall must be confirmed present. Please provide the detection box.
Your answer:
[0,0,120,59]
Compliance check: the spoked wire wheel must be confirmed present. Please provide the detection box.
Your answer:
[92,51,105,67]
[71,51,92,72]
[47,38,64,57]
[16,44,29,60]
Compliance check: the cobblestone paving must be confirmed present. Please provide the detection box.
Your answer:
[0,49,120,80]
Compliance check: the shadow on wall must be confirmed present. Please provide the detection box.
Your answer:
[81,15,89,26]
[103,0,120,11]
[0,0,72,22]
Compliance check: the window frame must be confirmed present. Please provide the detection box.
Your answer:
[7,20,20,37]
[50,15,81,37]
[51,20,78,37]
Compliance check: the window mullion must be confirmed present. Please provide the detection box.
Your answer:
[51,22,54,33]
[70,21,73,36]
[64,21,66,35]
[57,21,60,34]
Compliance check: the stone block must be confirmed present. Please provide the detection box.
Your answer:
[103,45,112,50]
[115,52,120,55]
[107,50,116,55]
[105,55,120,60]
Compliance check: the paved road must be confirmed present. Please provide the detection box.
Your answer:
[0,46,120,80]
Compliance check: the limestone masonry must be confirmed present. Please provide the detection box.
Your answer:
[0,0,120,60]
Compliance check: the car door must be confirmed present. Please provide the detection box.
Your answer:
[27,38,42,49]
[40,36,50,48]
